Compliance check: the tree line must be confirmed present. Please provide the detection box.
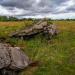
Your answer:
[0,16,18,21]
[0,16,75,21]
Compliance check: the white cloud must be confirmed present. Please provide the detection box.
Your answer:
[0,5,9,15]
[36,0,41,4]
[18,12,75,19]
[56,0,75,12]
[0,5,25,16]
[49,13,75,19]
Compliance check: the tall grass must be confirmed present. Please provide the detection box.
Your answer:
[0,21,75,75]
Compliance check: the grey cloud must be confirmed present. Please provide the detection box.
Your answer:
[0,0,68,10]
[0,0,75,18]
[0,0,34,9]
[66,5,75,12]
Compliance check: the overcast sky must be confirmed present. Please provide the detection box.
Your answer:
[0,0,75,19]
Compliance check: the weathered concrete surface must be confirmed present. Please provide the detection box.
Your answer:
[0,43,31,75]
[10,21,47,36]
[0,43,10,69]
[10,20,58,40]
[9,47,30,70]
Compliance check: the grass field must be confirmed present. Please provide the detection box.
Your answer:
[0,21,75,75]
[0,21,33,38]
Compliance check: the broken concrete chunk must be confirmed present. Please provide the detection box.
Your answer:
[9,47,30,70]
[0,43,10,69]
[10,20,58,40]
[0,43,30,70]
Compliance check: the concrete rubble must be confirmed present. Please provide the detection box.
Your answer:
[0,43,31,75]
[10,20,58,40]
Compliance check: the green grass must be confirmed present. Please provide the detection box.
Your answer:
[0,21,75,75]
